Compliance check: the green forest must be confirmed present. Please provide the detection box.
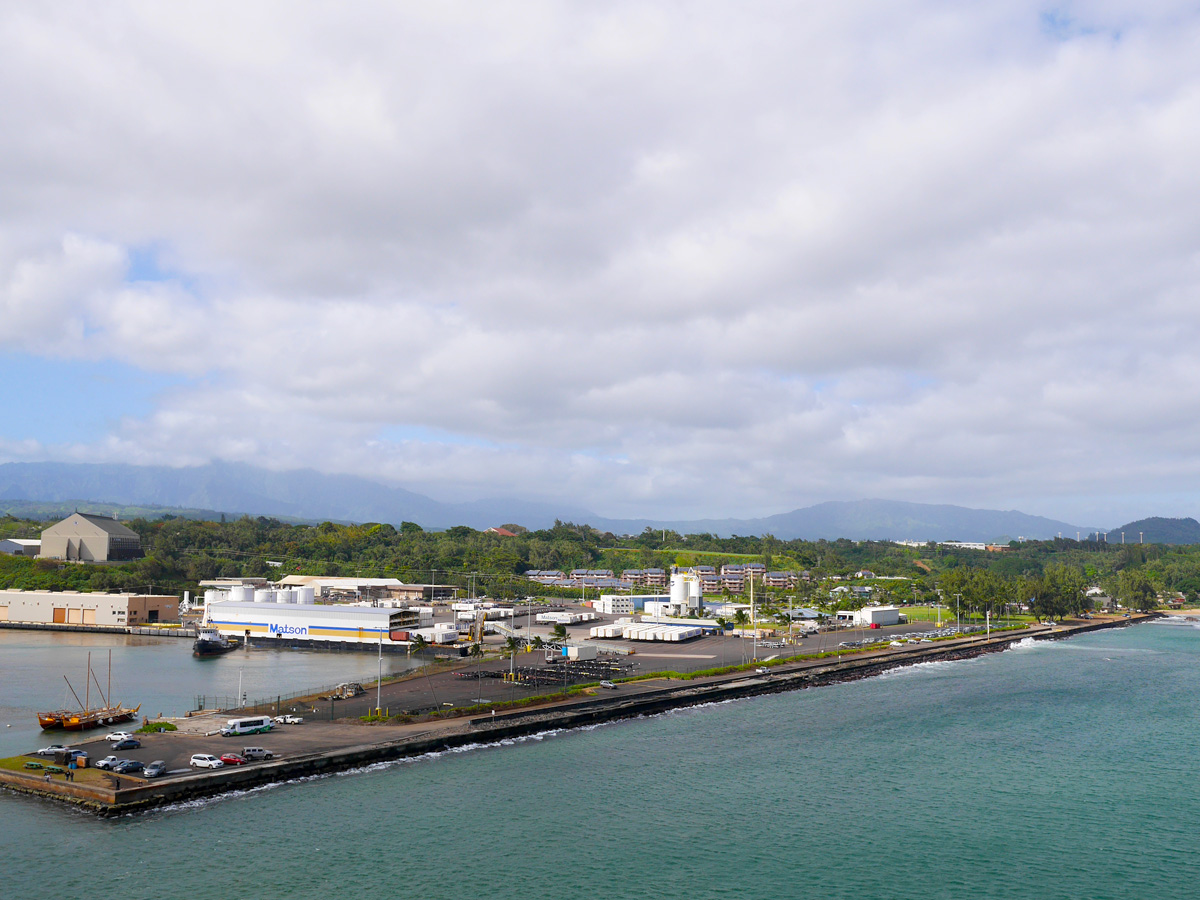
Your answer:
[0,514,1190,622]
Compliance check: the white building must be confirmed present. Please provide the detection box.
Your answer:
[0,538,40,557]
[839,605,903,627]
[206,601,420,649]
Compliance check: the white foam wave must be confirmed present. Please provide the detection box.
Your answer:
[1153,616,1200,628]
[1004,637,1041,651]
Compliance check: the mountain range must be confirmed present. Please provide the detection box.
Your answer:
[0,461,1096,542]
[1102,517,1200,545]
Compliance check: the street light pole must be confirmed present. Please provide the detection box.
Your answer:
[750,575,757,663]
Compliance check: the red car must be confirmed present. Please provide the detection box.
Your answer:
[219,753,248,766]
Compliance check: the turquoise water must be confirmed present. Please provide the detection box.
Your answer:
[3,621,1199,899]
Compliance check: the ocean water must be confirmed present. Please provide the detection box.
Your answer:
[2,620,1199,899]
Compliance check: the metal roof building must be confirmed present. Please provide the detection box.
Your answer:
[40,513,142,563]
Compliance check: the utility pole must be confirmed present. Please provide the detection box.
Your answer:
[751,575,757,663]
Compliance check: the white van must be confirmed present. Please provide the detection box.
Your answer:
[220,716,274,737]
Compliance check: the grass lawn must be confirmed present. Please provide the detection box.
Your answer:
[0,754,124,785]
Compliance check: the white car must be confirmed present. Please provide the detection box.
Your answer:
[273,715,303,725]
[104,731,135,743]
[94,755,121,770]
[189,754,224,769]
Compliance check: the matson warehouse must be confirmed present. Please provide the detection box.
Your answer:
[205,601,422,652]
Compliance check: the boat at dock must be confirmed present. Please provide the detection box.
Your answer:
[60,703,140,731]
[38,651,139,731]
[192,626,240,657]
[36,709,70,730]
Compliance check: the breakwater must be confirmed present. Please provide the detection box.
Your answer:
[0,615,1151,815]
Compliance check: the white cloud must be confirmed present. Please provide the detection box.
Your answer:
[2,2,1200,525]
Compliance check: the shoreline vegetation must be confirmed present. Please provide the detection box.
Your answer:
[0,516,1183,623]
[0,613,1152,816]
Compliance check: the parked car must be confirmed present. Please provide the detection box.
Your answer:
[189,754,224,769]
[111,738,141,751]
[241,747,275,761]
[599,681,617,690]
[35,745,66,757]
[64,749,88,761]
[219,753,247,766]
[143,760,167,778]
[94,755,122,771]
[104,731,135,743]
[755,667,771,675]
[113,759,144,774]
[273,715,304,725]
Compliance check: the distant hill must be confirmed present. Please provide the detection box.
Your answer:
[0,461,593,531]
[1104,516,1200,545]
[0,461,1096,541]
[0,498,319,526]
[592,499,1090,543]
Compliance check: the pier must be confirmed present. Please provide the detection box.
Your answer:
[0,613,1153,815]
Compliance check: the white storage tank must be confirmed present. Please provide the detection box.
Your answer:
[670,575,688,607]
[253,589,272,604]
[297,586,315,604]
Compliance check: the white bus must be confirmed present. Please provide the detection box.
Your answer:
[220,715,274,736]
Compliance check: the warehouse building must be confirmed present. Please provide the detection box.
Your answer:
[0,538,40,557]
[40,513,142,562]
[205,600,421,651]
[0,589,179,626]
[273,575,456,602]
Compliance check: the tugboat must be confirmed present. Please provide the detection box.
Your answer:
[193,625,240,658]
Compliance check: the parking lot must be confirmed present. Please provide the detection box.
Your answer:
[43,720,397,784]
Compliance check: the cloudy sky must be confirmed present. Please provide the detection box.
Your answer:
[2,1,1199,526]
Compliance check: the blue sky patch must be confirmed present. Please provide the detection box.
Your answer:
[0,353,187,444]
[376,424,499,449]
